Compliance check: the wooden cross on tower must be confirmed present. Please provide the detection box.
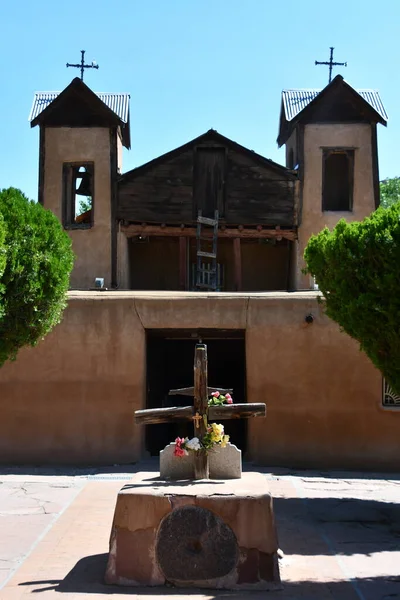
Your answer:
[135,343,266,479]
[315,47,347,83]
[66,50,99,81]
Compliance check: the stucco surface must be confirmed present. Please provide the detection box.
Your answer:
[117,226,130,289]
[0,296,145,464]
[297,123,376,288]
[0,291,397,469]
[44,127,113,289]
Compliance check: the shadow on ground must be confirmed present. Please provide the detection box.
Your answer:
[17,553,400,598]
[0,464,144,477]
[273,495,400,556]
[249,464,400,481]
[1,461,400,480]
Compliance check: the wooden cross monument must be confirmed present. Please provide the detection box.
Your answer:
[135,343,266,479]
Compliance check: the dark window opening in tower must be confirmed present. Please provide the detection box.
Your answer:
[322,149,354,211]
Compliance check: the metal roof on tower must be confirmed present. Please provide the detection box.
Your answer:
[28,91,130,123]
[282,88,388,122]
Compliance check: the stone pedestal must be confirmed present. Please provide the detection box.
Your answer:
[105,472,281,591]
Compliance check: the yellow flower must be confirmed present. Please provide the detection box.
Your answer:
[220,435,230,448]
[206,423,227,446]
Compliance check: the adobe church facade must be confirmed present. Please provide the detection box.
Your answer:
[28,75,387,295]
[0,74,398,469]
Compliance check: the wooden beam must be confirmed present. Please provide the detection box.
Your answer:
[168,386,233,396]
[233,238,242,291]
[121,224,296,241]
[134,403,266,425]
[193,344,209,478]
[209,403,266,420]
[179,236,188,290]
[135,406,192,424]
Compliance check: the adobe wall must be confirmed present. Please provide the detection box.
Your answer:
[44,127,113,289]
[296,123,376,289]
[0,291,397,470]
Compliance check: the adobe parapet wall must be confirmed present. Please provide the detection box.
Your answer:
[68,290,322,298]
[0,291,397,470]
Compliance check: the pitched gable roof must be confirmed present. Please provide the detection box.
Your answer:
[120,128,296,182]
[29,78,131,148]
[277,75,387,147]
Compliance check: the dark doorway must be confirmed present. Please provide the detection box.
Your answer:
[146,330,246,456]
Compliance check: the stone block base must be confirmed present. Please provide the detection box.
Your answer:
[160,442,242,479]
[105,472,281,591]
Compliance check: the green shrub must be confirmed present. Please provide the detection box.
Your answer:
[0,188,74,366]
[380,176,400,209]
[304,203,400,393]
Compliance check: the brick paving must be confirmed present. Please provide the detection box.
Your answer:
[0,464,399,599]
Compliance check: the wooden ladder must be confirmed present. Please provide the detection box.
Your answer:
[196,209,219,291]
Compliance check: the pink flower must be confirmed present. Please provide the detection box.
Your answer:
[174,445,187,457]
[174,437,188,457]
[211,391,220,398]
[226,397,233,404]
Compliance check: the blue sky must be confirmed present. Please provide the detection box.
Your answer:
[0,0,397,201]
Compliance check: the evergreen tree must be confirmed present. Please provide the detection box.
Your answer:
[0,188,74,366]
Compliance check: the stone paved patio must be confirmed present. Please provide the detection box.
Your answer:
[0,462,399,599]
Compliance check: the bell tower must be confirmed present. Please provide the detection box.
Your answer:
[30,77,130,289]
[278,75,387,289]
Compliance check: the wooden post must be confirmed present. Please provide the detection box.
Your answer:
[193,344,209,479]
[179,236,188,290]
[233,237,242,291]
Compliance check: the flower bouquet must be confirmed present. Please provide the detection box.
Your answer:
[208,390,233,406]
[173,392,233,457]
[174,423,230,457]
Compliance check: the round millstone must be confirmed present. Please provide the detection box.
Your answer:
[156,505,239,581]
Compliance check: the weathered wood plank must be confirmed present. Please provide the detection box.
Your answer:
[193,344,209,478]
[226,213,294,227]
[233,238,242,291]
[168,386,233,396]
[209,403,266,420]
[117,140,296,227]
[118,149,194,223]
[197,215,218,226]
[194,147,226,219]
[135,406,192,424]
[121,224,297,241]
[227,149,292,181]
[134,403,266,425]
[179,236,188,290]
